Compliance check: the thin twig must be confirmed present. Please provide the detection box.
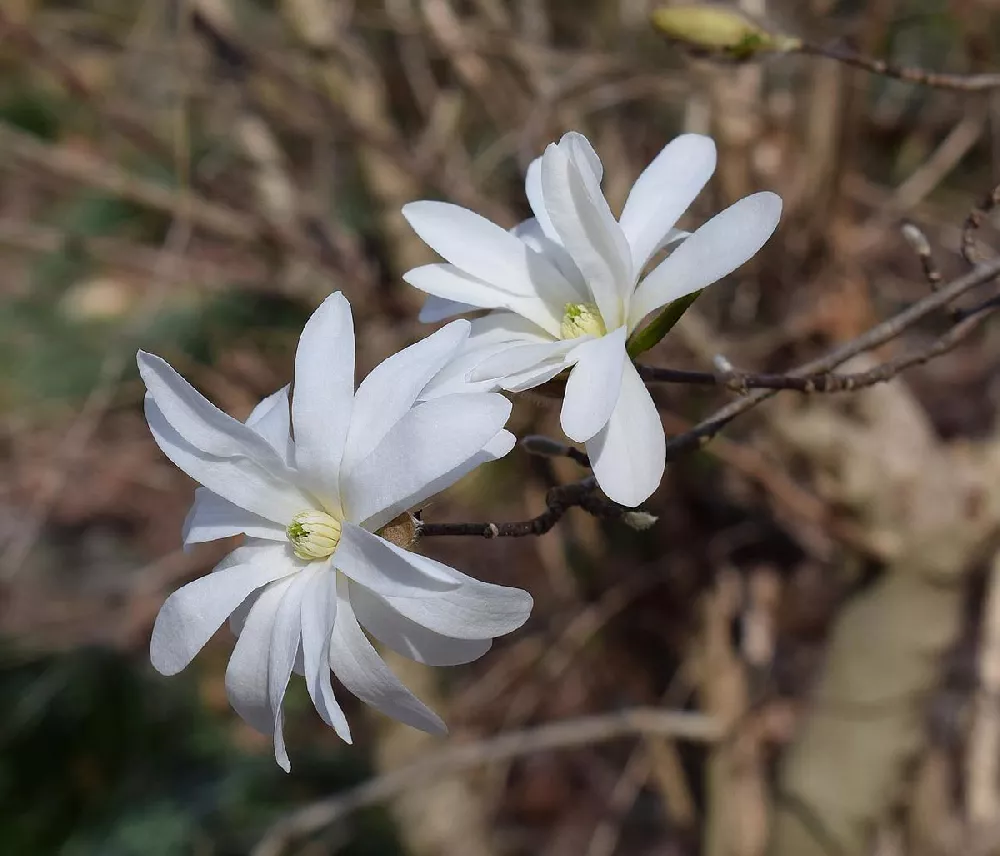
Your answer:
[417,476,624,538]
[799,41,1000,91]
[251,708,722,856]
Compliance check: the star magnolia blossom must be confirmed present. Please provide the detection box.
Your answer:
[402,132,782,506]
[139,292,531,771]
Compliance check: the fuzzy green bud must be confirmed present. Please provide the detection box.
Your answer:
[650,5,800,60]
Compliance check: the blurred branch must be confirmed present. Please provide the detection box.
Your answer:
[662,255,1000,460]
[0,122,261,242]
[252,707,722,856]
[798,41,1000,92]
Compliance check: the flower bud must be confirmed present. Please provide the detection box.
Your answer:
[622,511,659,531]
[650,5,800,60]
[287,510,342,560]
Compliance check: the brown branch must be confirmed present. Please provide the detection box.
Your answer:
[251,708,722,856]
[417,476,628,538]
[638,308,992,395]
[799,41,1000,91]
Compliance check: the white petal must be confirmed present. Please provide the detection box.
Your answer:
[225,576,295,737]
[418,295,478,323]
[299,568,351,741]
[502,360,571,392]
[292,292,355,511]
[341,393,512,531]
[629,191,782,329]
[525,157,559,243]
[540,141,632,329]
[512,218,586,294]
[343,320,470,473]
[145,397,311,525]
[619,135,717,274]
[350,582,492,666]
[182,488,286,548]
[138,352,287,469]
[334,523,459,597]
[329,575,446,734]
[586,359,665,507]
[559,327,627,442]
[268,570,312,771]
[402,200,572,300]
[469,339,581,384]
[404,264,563,337]
[150,549,297,676]
[245,385,292,464]
[377,561,533,640]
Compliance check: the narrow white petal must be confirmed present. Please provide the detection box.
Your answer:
[268,570,312,771]
[629,192,782,329]
[245,385,292,464]
[350,582,492,666]
[299,568,351,741]
[586,359,665,507]
[150,553,297,676]
[145,397,311,525]
[225,576,295,737]
[540,142,631,329]
[418,295,478,323]
[329,575,446,734]
[525,157,560,243]
[343,320,470,473]
[512,218,586,294]
[469,339,581,384]
[341,393,512,530]
[502,361,571,392]
[619,135,717,274]
[559,327,627,443]
[334,523,459,598]
[377,562,533,640]
[292,292,355,510]
[404,264,563,337]
[182,488,286,548]
[402,200,571,300]
[138,352,287,469]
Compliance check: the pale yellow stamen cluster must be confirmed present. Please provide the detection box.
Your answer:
[560,302,606,340]
[286,510,342,561]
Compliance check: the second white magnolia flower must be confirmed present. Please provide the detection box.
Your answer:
[402,132,782,506]
[140,292,531,771]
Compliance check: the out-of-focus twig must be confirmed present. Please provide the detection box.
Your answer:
[963,183,1000,266]
[798,41,1000,92]
[252,708,722,856]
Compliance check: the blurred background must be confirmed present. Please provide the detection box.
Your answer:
[3,1,1000,854]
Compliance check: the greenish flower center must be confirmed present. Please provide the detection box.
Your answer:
[560,302,606,340]
[286,510,342,561]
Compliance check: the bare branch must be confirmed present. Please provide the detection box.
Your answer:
[799,41,1000,91]
[417,476,626,538]
[252,708,722,856]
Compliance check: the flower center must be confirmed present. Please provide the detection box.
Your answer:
[560,302,606,340]
[286,510,342,561]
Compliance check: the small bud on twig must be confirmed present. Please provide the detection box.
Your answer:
[622,511,659,531]
[650,4,800,60]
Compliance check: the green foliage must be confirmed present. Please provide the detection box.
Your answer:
[0,646,402,856]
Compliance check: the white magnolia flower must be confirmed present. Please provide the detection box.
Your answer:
[402,132,782,506]
[139,292,531,771]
